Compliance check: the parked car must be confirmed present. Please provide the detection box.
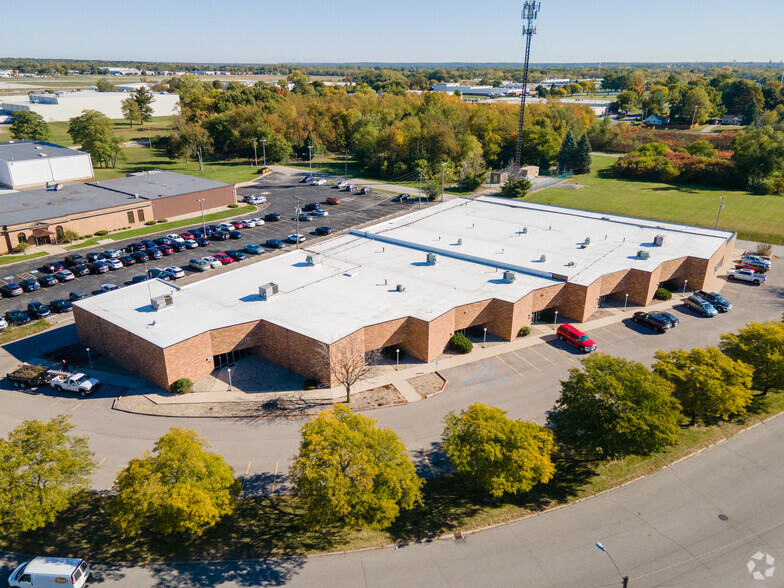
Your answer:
[228,230,243,239]
[265,238,286,249]
[141,240,157,249]
[89,261,110,274]
[205,224,220,234]
[165,234,185,243]
[301,175,314,183]
[102,249,121,259]
[264,212,281,222]
[100,284,120,293]
[50,299,73,313]
[146,269,170,281]
[5,309,31,326]
[684,294,719,317]
[393,193,410,202]
[336,181,348,189]
[632,311,673,333]
[658,311,680,327]
[214,252,234,265]
[7,557,90,588]
[735,261,769,273]
[131,274,149,284]
[344,184,358,192]
[63,254,87,267]
[162,266,185,280]
[303,202,321,211]
[211,230,230,241]
[244,243,264,255]
[131,251,149,263]
[38,274,59,287]
[248,218,265,226]
[196,237,210,247]
[183,239,198,249]
[360,187,373,194]
[54,269,75,282]
[740,254,771,269]
[120,255,137,266]
[158,244,175,256]
[19,279,41,293]
[27,301,50,319]
[127,242,147,252]
[86,252,104,263]
[219,223,235,231]
[1,283,23,297]
[145,247,163,260]
[693,290,733,312]
[233,220,249,229]
[311,209,329,217]
[556,324,597,353]
[298,213,313,222]
[287,234,306,243]
[41,261,65,274]
[326,197,341,205]
[71,263,90,277]
[179,231,196,240]
[172,241,188,252]
[312,178,327,185]
[315,226,333,236]
[202,256,223,268]
[727,268,766,285]
[226,250,246,262]
[189,258,211,272]
[69,291,90,301]
[105,258,123,270]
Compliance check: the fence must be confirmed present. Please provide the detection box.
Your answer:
[529,173,571,192]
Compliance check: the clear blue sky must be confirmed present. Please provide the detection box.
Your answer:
[2,0,782,65]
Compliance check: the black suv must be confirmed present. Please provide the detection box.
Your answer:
[694,290,733,312]
[632,311,673,333]
[264,213,281,222]
[303,202,321,212]
[315,226,333,236]
[63,254,87,267]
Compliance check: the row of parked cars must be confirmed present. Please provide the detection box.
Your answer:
[300,175,374,194]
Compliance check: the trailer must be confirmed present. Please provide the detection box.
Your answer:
[6,364,51,389]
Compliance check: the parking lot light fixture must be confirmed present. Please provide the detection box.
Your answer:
[553,310,558,327]
[197,198,206,234]
[683,279,688,293]
[624,293,629,311]
[227,368,232,391]
[86,347,92,370]
[307,145,313,176]
[396,348,400,371]
[595,542,628,587]
[262,139,267,168]
[483,327,487,348]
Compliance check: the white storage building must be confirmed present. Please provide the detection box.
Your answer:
[0,141,94,189]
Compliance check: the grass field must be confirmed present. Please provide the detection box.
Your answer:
[528,155,784,244]
[0,319,50,345]
[0,251,47,267]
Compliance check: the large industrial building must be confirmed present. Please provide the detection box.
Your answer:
[0,141,94,189]
[73,197,736,391]
[0,171,236,253]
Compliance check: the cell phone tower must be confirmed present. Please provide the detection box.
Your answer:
[515,1,541,168]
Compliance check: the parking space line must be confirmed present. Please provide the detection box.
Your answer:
[49,397,64,407]
[495,354,527,378]
[528,346,559,367]
[512,349,541,371]
[71,400,87,411]
[600,326,634,345]
[96,457,106,467]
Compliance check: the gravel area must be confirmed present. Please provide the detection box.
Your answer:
[408,373,446,398]
[349,384,406,410]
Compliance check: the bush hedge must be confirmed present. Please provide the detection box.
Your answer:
[303,378,319,390]
[170,378,193,395]
[144,220,157,226]
[157,219,167,223]
[654,287,672,301]
[228,203,239,209]
[449,332,473,354]
[13,242,31,253]
[94,230,109,236]
[519,326,531,337]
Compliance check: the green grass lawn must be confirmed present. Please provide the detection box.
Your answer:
[0,251,47,266]
[527,156,784,244]
[0,319,50,345]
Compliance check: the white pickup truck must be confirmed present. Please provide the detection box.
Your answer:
[49,372,101,396]
[727,268,767,285]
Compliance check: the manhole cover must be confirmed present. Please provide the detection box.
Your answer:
[718,514,729,521]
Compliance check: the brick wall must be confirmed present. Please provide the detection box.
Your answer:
[149,186,236,220]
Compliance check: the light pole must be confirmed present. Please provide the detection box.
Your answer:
[86,347,93,370]
[344,149,349,182]
[261,139,267,168]
[595,542,629,587]
[307,145,313,176]
[624,293,629,311]
[418,169,423,210]
[683,279,688,293]
[294,197,301,250]
[396,348,400,371]
[252,138,258,167]
[553,310,558,327]
[197,198,206,234]
[483,327,487,348]
[441,162,446,202]
[714,195,726,229]
[227,367,232,391]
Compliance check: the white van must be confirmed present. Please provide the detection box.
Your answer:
[8,557,90,588]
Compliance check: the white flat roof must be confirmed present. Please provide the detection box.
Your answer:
[76,198,733,348]
[24,557,82,575]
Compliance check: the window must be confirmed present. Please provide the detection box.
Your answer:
[137,209,145,222]
[127,211,135,224]
[17,233,27,244]
[212,347,252,369]
[56,225,65,239]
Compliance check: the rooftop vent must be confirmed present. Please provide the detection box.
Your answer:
[637,250,650,260]
[601,216,610,221]
[259,282,279,300]
[456,237,463,246]
[521,227,528,234]
[38,153,48,157]
[539,254,546,262]
[426,252,438,265]
[150,294,173,310]
[653,235,665,246]
[306,253,322,265]
[567,261,576,267]
[396,284,406,292]
[585,237,591,245]
[503,270,516,283]
[34,146,42,150]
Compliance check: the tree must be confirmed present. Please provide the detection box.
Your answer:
[556,130,578,174]
[0,416,95,533]
[546,354,681,459]
[322,339,379,403]
[132,86,155,123]
[443,403,555,497]
[653,347,754,426]
[731,126,784,189]
[67,109,124,168]
[743,99,762,126]
[110,427,238,537]
[291,404,422,529]
[95,77,115,92]
[686,139,717,159]
[167,117,213,162]
[121,97,141,127]
[500,174,532,198]
[535,85,548,98]
[719,321,784,394]
[573,133,592,174]
[9,111,49,141]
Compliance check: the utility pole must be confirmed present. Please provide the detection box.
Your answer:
[262,138,266,167]
[307,145,313,176]
[715,195,726,229]
[295,197,301,250]
[691,104,698,127]
[441,163,446,202]
[197,146,204,173]
[514,2,541,167]
[197,198,206,234]
[344,149,349,182]
[252,138,258,167]
[418,169,423,210]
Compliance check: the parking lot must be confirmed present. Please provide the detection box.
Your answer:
[0,171,429,318]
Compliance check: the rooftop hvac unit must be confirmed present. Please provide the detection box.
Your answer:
[456,238,463,246]
[426,252,438,265]
[259,282,279,300]
[396,284,406,292]
[567,261,576,267]
[637,250,650,260]
[503,270,516,283]
[521,227,528,234]
[653,235,665,246]
[539,254,547,262]
[306,253,322,265]
[151,294,173,310]
[585,237,591,245]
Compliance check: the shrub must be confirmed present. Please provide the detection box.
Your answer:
[157,219,167,223]
[228,203,239,208]
[13,242,31,253]
[170,378,193,395]
[94,230,109,236]
[519,326,531,337]
[654,287,672,301]
[58,228,80,243]
[144,220,157,226]
[756,243,773,257]
[303,378,320,390]
[449,332,473,354]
